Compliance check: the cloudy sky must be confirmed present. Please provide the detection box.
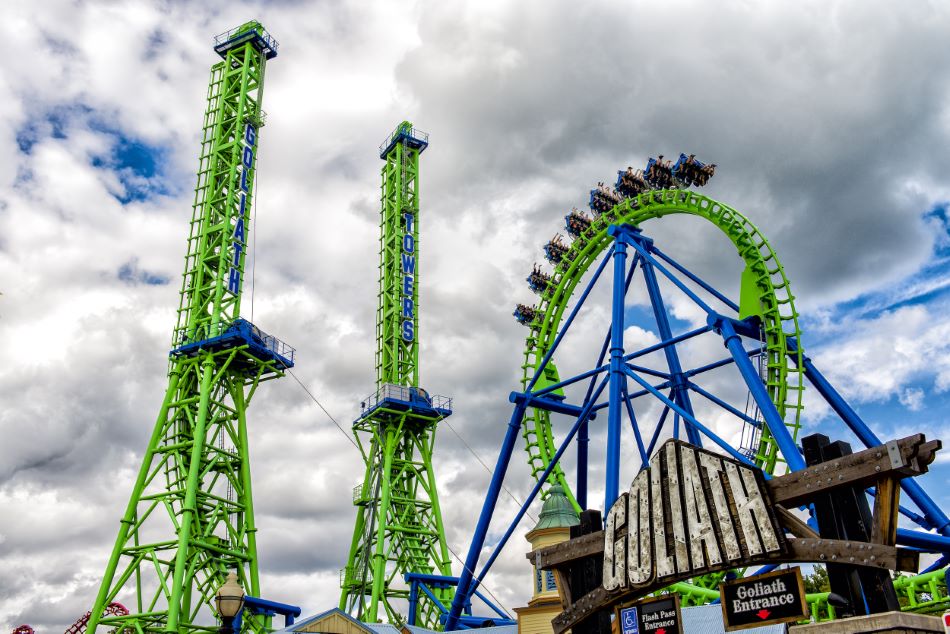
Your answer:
[3,0,950,630]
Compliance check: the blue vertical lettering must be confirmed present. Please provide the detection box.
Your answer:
[228,268,241,294]
[401,253,415,274]
[228,126,255,296]
[401,210,416,342]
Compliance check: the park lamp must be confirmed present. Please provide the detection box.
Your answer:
[215,572,245,632]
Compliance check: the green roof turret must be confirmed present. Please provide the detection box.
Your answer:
[532,485,580,531]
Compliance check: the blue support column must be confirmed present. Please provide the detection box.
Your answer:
[577,416,588,509]
[407,578,419,625]
[577,254,640,510]
[636,235,702,447]
[790,339,950,536]
[446,402,527,630]
[715,317,805,471]
[605,225,629,512]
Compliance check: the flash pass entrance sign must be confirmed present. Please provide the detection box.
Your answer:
[720,568,809,631]
[616,595,682,634]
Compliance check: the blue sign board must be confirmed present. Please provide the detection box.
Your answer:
[620,606,639,634]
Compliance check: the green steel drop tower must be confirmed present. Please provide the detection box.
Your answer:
[340,123,454,627]
[86,22,290,634]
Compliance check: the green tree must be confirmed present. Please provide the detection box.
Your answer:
[802,565,830,594]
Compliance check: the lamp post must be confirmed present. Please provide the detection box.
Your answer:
[215,572,245,634]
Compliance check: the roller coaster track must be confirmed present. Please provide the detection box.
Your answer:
[520,189,805,511]
[515,185,948,615]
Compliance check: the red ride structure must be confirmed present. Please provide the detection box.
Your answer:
[13,602,128,634]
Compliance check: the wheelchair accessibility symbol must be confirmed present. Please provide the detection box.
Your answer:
[620,606,639,634]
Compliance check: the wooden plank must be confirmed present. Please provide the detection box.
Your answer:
[530,530,604,569]
[552,568,572,609]
[768,435,940,507]
[871,476,900,547]
[774,505,819,539]
[786,538,917,572]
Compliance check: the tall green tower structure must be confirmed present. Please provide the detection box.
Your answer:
[339,122,455,628]
[86,22,291,634]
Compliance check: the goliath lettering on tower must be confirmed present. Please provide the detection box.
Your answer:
[228,122,256,295]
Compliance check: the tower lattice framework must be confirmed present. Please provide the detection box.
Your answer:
[340,122,454,628]
[87,22,291,634]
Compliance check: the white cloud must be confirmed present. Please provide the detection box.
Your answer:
[2,0,950,630]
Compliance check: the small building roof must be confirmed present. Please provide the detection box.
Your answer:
[530,485,580,532]
[681,604,788,633]
[272,609,517,634]
[271,607,372,634]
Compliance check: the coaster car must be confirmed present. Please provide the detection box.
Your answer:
[644,155,675,189]
[616,167,649,198]
[544,234,570,264]
[671,153,716,187]
[527,264,552,294]
[564,208,592,238]
[513,303,538,325]
[589,182,623,215]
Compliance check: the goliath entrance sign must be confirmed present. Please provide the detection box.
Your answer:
[720,568,808,631]
[531,434,939,634]
[603,441,783,592]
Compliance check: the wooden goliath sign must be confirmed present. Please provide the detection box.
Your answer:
[603,440,784,592]
[532,434,939,634]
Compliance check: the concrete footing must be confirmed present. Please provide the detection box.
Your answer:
[789,611,943,633]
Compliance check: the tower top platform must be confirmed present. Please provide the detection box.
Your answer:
[358,383,452,420]
[379,121,428,159]
[214,21,278,60]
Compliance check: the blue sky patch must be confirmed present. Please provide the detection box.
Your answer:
[117,258,170,286]
[16,104,174,203]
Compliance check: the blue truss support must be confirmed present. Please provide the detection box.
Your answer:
[525,245,614,393]
[471,377,610,599]
[622,366,759,469]
[626,236,716,316]
[651,244,740,312]
[896,528,950,553]
[605,225,630,511]
[448,374,612,629]
[471,589,516,622]
[713,316,806,471]
[624,325,712,363]
[446,401,527,630]
[407,578,419,625]
[634,234,702,446]
[788,338,950,536]
[646,390,675,457]
[621,382,648,466]
[578,253,641,509]
[687,380,761,428]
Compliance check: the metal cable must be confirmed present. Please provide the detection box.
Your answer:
[284,367,361,452]
[442,419,537,525]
